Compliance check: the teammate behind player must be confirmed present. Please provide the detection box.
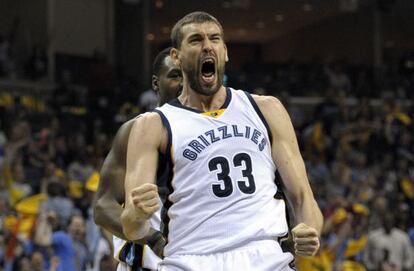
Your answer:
[93,47,182,270]
[122,12,323,270]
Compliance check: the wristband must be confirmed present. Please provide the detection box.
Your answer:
[146,230,164,248]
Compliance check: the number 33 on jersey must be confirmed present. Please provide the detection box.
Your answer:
[155,88,288,256]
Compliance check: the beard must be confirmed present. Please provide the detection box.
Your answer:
[184,64,225,96]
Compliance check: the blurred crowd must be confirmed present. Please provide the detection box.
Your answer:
[1,28,414,271]
[290,89,414,270]
[0,90,114,271]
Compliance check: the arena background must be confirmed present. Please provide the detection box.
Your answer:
[0,0,414,270]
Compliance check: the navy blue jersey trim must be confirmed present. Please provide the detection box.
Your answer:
[274,170,290,227]
[274,170,292,255]
[153,109,173,203]
[118,242,144,268]
[168,99,203,113]
[118,242,132,263]
[168,87,232,114]
[243,91,273,145]
[153,109,172,164]
[221,87,232,109]
[153,109,174,254]
[288,259,296,270]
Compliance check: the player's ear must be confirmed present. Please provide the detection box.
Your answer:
[152,75,159,92]
[224,44,229,62]
[170,48,181,66]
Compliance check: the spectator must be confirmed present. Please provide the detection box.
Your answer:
[34,211,88,271]
[364,213,414,271]
[40,181,74,228]
[67,152,94,185]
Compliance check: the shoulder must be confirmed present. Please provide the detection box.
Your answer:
[118,118,136,135]
[131,112,164,132]
[113,119,136,146]
[113,113,162,141]
[129,112,167,152]
[251,95,284,111]
[110,117,142,160]
[251,95,290,125]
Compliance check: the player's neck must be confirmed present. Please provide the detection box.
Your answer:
[179,85,227,112]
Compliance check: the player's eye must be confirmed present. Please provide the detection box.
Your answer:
[189,36,202,44]
[211,35,221,41]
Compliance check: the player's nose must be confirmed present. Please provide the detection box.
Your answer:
[202,39,213,54]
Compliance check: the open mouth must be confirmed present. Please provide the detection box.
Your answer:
[201,58,216,84]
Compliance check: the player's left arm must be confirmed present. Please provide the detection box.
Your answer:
[254,95,323,256]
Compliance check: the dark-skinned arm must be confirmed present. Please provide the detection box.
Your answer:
[93,120,133,239]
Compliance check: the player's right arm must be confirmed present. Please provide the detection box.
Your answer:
[121,112,166,241]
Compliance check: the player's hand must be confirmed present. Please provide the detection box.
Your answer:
[291,223,320,256]
[130,183,160,220]
[121,184,160,240]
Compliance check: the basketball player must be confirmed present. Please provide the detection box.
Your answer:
[121,12,323,270]
[93,47,182,270]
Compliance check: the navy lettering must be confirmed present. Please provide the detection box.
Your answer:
[251,129,261,144]
[232,125,243,137]
[258,138,266,151]
[205,129,220,143]
[183,149,197,160]
[198,135,210,146]
[183,126,267,161]
[188,140,205,153]
[245,126,251,139]
[218,126,232,139]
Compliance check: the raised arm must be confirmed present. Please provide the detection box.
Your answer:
[34,211,53,247]
[93,120,134,239]
[121,112,167,240]
[255,95,323,256]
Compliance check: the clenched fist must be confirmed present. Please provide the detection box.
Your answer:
[121,183,160,240]
[130,183,160,220]
[291,223,320,256]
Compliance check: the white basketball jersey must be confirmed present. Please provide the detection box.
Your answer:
[155,88,288,257]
